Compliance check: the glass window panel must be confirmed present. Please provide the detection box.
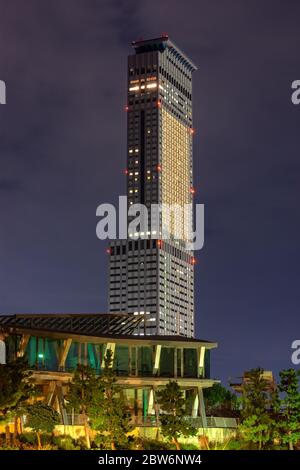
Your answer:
[160,347,174,377]
[44,338,59,371]
[65,342,79,371]
[26,336,37,368]
[138,346,153,376]
[183,348,197,377]
[114,345,129,376]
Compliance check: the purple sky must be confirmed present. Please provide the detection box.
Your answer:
[0,0,299,384]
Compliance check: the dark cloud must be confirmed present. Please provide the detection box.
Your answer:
[0,0,299,384]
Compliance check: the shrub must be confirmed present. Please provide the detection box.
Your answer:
[132,438,174,450]
[19,432,36,445]
[53,435,79,450]
[180,443,199,450]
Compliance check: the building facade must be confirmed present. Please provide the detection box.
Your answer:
[0,314,217,427]
[109,36,197,337]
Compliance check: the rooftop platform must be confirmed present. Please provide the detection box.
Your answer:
[0,313,217,349]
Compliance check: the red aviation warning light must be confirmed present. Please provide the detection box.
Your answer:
[125,105,129,112]
[106,248,111,255]
[157,164,162,172]
[190,187,196,195]
[157,239,162,248]
[157,99,162,108]
[189,128,195,136]
[191,256,197,265]
[124,169,129,175]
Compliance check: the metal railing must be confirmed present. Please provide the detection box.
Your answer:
[23,413,238,429]
[130,416,238,428]
[184,416,238,429]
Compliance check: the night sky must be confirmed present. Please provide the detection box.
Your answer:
[0,0,299,384]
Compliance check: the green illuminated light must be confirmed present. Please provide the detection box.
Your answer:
[38,353,44,359]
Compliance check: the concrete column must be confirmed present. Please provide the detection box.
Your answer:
[153,344,161,375]
[148,388,154,414]
[198,346,205,378]
[153,387,160,426]
[58,338,72,370]
[0,339,6,364]
[192,388,199,418]
[198,387,207,428]
[180,348,184,377]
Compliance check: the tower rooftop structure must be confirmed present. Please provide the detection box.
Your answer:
[131,35,198,72]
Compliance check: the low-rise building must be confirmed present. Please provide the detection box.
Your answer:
[0,313,217,427]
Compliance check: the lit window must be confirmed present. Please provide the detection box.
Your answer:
[146,83,157,89]
[129,85,139,91]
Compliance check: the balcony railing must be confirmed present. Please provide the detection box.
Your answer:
[61,414,238,429]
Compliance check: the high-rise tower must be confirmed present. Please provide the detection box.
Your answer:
[108,36,197,337]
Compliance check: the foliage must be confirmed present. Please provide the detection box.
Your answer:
[24,402,59,449]
[278,369,300,450]
[203,383,239,417]
[156,380,196,450]
[0,358,34,420]
[25,402,60,433]
[239,368,278,449]
[0,445,20,450]
[180,442,199,450]
[65,364,100,448]
[18,431,37,445]
[66,365,99,415]
[19,431,56,449]
[212,438,252,450]
[240,414,274,449]
[89,349,132,450]
[53,435,80,450]
[130,437,173,450]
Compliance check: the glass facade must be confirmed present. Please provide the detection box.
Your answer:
[160,347,174,376]
[5,335,210,379]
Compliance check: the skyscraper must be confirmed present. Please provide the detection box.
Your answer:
[108,36,197,337]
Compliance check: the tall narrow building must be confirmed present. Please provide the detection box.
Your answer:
[108,36,197,337]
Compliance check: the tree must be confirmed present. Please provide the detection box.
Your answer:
[89,349,132,450]
[204,383,239,417]
[156,380,196,450]
[65,364,99,449]
[24,402,60,450]
[278,369,300,450]
[0,358,34,445]
[240,368,277,449]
